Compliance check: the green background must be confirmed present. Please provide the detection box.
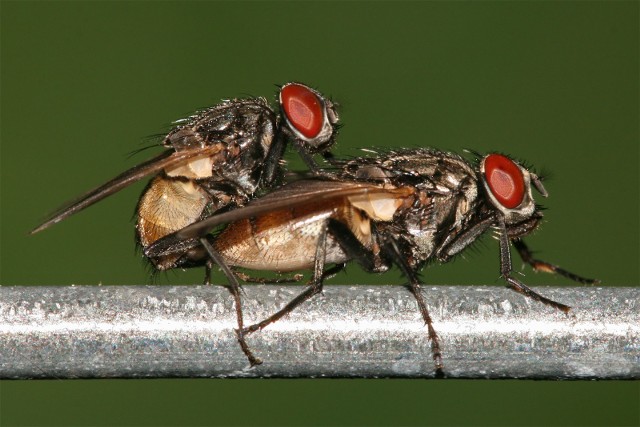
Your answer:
[1,1,638,426]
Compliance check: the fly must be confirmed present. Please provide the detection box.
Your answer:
[146,148,600,373]
[31,82,339,276]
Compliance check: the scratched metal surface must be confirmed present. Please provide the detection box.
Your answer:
[0,285,638,379]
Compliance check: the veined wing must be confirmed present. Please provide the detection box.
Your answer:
[31,144,225,234]
[145,179,414,258]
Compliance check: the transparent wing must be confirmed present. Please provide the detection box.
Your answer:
[31,144,225,234]
[145,179,413,257]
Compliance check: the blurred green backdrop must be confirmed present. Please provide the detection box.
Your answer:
[1,1,638,426]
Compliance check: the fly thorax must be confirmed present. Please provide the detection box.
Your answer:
[403,180,479,264]
[405,226,437,264]
[350,165,393,182]
[224,169,260,196]
[164,128,203,151]
[198,142,265,197]
[452,180,478,229]
[259,120,275,153]
[398,195,439,264]
[218,157,261,196]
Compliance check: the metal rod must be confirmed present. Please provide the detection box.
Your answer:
[1,285,638,379]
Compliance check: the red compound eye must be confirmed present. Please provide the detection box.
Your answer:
[484,154,525,209]
[280,83,324,139]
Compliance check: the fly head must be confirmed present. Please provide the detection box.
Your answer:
[279,82,339,154]
[479,153,547,236]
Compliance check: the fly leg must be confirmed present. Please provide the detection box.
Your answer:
[204,260,213,286]
[242,220,330,335]
[294,141,320,171]
[381,237,444,376]
[293,141,337,179]
[497,218,571,313]
[320,263,347,281]
[329,219,444,375]
[512,239,600,284]
[260,131,286,186]
[198,237,262,366]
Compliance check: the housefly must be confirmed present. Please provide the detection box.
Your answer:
[31,82,339,275]
[147,148,599,372]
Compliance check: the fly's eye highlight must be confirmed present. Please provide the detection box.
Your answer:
[280,83,324,139]
[484,154,525,209]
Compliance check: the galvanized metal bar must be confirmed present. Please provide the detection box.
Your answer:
[0,285,637,379]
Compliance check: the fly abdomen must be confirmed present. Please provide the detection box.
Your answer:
[214,194,381,272]
[136,176,210,269]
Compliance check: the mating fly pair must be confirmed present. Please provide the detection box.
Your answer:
[33,83,598,374]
